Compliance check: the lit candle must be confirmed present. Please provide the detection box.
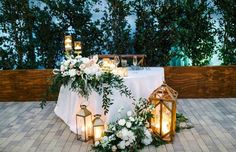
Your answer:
[74,41,82,50]
[65,43,72,50]
[65,35,72,43]
[94,127,102,140]
[162,120,169,134]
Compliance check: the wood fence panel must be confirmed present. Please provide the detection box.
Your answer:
[0,70,54,101]
[0,66,236,101]
[164,66,236,98]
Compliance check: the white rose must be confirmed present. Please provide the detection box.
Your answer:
[117,141,126,149]
[96,71,102,77]
[116,131,123,138]
[79,64,86,70]
[112,145,117,152]
[102,136,108,142]
[118,119,126,126]
[62,71,69,77]
[60,65,65,72]
[127,111,132,117]
[68,69,77,77]
[75,55,82,59]
[141,129,153,145]
[93,55,98,62]
[81,58,90,64]
[84,68,92,75]
[125,141,131,146]
[126,122,132,128]
[94,141,100,147]
[129,117,135,122]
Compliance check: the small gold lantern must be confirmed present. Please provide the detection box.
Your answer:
[64,35,73,51]
[74,41,82,56]
[92,114,105,143]
[149,81,178,142]
[76,105,92,142]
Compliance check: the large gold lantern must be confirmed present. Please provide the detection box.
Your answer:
[64,35,73,51]
[149,81,178,142]
[76,105,92,142]
[92,114,105,143]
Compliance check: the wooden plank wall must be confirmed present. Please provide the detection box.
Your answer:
[165,66,236,98]
[0,66,236,101]
[0,69,53,101]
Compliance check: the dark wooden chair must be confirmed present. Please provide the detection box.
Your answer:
[120,54,146,66]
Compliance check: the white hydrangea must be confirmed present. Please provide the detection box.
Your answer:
[117,140,126,149]
[141,129,153,145]
[120,128,135,144]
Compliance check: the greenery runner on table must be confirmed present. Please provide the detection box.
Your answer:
[41,55,133,114]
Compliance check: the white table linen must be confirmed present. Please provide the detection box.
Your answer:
[54,67,164,133]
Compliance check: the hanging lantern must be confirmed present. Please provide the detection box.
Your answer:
[76,105,92,142]
[92,114,105,143]
[149,81,178,142]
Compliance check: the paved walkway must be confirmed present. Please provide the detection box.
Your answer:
[0,98,236,152]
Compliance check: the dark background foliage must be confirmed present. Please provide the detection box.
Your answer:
[0,0,235,69]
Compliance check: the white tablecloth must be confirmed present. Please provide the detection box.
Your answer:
[54,67,165,133]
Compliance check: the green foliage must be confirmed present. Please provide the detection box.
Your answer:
[0,0,37,69]
[214,0,236,65]
[0,0,102,69]
[41,55,133,114]
[132,0,179,66]
[0,0,234,68]
[100,0,132,54]
[176,1,216,66]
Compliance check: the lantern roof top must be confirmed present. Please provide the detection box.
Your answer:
[149,81,178,101]
[77,105,92,117]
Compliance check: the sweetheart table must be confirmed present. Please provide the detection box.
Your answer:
[54,67,165,133]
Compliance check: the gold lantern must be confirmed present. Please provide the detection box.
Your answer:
[64,35,73,51]
[92,114,105,143]
[149,81,178,142]
[74,41,82,56]
[76,105,92,142]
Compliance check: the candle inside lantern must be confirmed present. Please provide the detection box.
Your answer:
[94,127,103,140]
[74,41,82,50]
[65,35,72,43]
[64,35,73,51]
[76,105,92,142]
[65,43,72,50]
[162,120,170,135]
[92,114,105,143]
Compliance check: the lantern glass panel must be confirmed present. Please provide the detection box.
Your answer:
[76,115,92,141]
[161,104,171,135]
[151,103,161,134]
[94,126,104,141]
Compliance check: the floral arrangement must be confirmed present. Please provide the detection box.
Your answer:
[93,98,163,151]
[41,55,133,114]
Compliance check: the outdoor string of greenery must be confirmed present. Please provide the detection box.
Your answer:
[0,0,236,69]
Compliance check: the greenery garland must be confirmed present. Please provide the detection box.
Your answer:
[41,55,133,114]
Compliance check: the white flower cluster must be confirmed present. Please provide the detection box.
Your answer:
[53,55,102,78]
[94,100,154,151]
